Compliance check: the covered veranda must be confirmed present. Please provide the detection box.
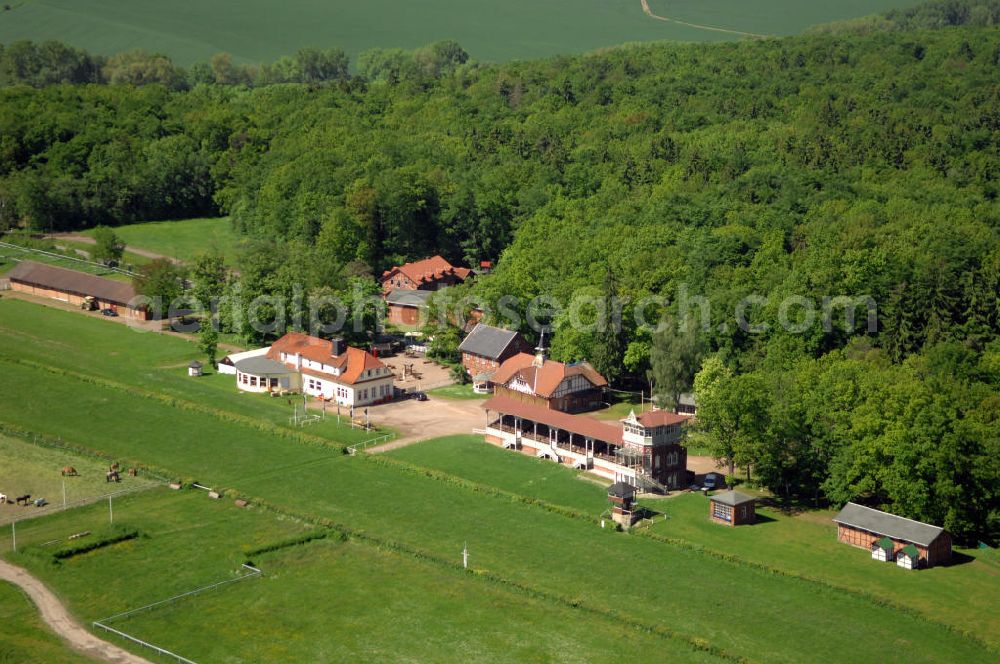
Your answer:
[480,395,625,464]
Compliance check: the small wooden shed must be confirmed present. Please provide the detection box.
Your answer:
[896,544,920,570]
[872,537,895,562]
[709,490,756,526]
[188,360,204,377]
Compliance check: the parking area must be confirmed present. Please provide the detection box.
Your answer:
[364,395,486,452]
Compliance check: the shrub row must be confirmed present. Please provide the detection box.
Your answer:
[242,528,341,559]
[0,355,347,452]
[51,525,140,560]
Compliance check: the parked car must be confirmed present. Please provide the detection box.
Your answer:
[413,391,428,401]
[101,308,118,317]
[703,472,725,490]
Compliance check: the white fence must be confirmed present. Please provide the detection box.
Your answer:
[347,432,396,455]
[92,564,263,664]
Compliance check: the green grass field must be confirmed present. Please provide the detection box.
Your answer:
[0,1,924,66]
[0,582,93,663]
[390,435,611,513]
[7,489,718,662]
[85,217,241,264]
[1,298,997,662]
[426,383,484,400]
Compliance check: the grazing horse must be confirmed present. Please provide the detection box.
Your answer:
[15,494,31,506]
[106,471,120,483]
[0,493,7,504]
[109,462,120,472]
[127,468,138,477]
[61,466,78,477]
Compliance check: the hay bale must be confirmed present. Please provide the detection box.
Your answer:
[208,491,221,500]
[169,482,182,490]
[234,499,249,508]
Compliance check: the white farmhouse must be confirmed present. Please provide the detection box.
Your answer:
[242,332,395,407]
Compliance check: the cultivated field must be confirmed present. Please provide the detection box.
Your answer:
[0,1,924,66]
[0,299,997,662]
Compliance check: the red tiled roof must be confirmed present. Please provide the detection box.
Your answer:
[491,353,607,398]
[481,395,623,445]
[381,255,470,286]
[267,332,385,386]
[634,410,688,428]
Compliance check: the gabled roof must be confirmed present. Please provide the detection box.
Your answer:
[481,395,623,445]
[833,503,946,547]
[266,332,386,386]
[7,260,137,305]
[710,491,756,507]
[381,255,471,285]
[491,353,607,398]
[268,332,341,366]
[386,289,433,307]
[458,324,522,360]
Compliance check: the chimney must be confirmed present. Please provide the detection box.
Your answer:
[331,337,346,357]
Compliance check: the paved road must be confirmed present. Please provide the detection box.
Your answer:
[0,558,152,664]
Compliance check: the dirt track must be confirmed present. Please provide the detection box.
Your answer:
[0,558,152,664]
[45,233,182,265]
[640,0,768,38]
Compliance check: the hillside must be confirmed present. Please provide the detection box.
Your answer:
[0,3,997,539]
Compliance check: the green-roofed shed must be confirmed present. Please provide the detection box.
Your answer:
[871,537,895,562]
[896,544,921,570]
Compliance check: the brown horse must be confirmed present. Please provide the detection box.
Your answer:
[109,462,120,472]
[127,468,138,477]
[61,466,78,477]
[106,471,120,483]
[15,494,31,505]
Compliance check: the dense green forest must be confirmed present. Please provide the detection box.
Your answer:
[0,1,997,540]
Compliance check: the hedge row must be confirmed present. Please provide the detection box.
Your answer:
[52,526,140,560]
[242,528,342,559]
[0,355,347,452]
